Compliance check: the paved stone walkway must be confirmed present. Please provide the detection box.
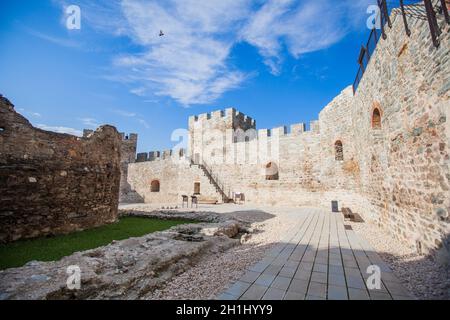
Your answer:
[218,208,412,300]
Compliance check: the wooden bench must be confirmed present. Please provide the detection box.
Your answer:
[197,196,218,205]
[341,207,364,223]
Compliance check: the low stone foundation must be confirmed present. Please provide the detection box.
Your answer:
[0,214,247,300]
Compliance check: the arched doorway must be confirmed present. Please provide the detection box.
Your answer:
[194,182,201,195]
[335,141,344,161]
[372,108,382,129]
[151,180,160,192]
[265,162,279,180]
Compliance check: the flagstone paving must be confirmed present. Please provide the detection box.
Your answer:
[218,208,412,300]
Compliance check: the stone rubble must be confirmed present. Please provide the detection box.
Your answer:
[144,207,303,300]
[0,213,246,300]
[349,220,449,300]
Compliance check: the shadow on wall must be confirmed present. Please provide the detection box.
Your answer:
[120,182,145,204]
[436,233,450,267]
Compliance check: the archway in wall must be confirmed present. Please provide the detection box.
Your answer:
[265,162,279,180]
[335,140,344,161]
[194,182,200,195]
[372,108,382,129]
[151,180,160,192]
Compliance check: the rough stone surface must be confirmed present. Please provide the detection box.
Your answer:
[0,216,244,300]
[119,204,223,223]
[0,96,123,243]
[118,133,141,203]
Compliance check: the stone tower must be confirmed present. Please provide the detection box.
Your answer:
[119,133,138,202]
[188,108,256,164]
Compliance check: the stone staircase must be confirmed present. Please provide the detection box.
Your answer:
[190,160,233,203]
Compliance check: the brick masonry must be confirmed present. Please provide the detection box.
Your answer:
[0,96,123,243]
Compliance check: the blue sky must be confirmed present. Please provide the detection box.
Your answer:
[0,0,379,152]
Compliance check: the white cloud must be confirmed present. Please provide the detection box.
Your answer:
[37,124,83,136]
[26,27,81,48]
[240,0,366,75]
[108,0,253,106]
[79,117,100,128]
[111,109,149,129]
[137,119,150,129]
[113,109,137,117]
[59,0,371,104]
[17,108,42,118]
[30,112,42,118]
[129,87,147,97]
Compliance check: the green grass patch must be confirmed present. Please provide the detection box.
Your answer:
[0,217,192,270]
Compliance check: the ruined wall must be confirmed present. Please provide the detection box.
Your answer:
[84,129,139,204]
[0,96,122,243]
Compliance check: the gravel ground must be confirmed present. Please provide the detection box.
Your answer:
[131,204,449,300]
[144,242,272,300]
[144,205,297,300]
[349,221,449,300]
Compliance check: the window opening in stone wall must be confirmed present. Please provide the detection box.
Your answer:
[265,162,279,180]
[372,108,382,129]
[194,182,200,195]
[335,141,344,161]
[151,180,160,192]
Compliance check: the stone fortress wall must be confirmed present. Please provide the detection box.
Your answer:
[124,10,449,256]
[347,13,450,256]
[82,129,140,204]
[0,96,124,243]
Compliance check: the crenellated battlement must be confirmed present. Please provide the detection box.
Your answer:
[254,120,320,138]
[187,106,319,141]
[233,109,256,129]
[121,132,138,142]
[136,148,186,163]
[188,107,256,129]
[189,109,225,124]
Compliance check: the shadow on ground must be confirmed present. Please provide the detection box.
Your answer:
[216,239,449,301]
